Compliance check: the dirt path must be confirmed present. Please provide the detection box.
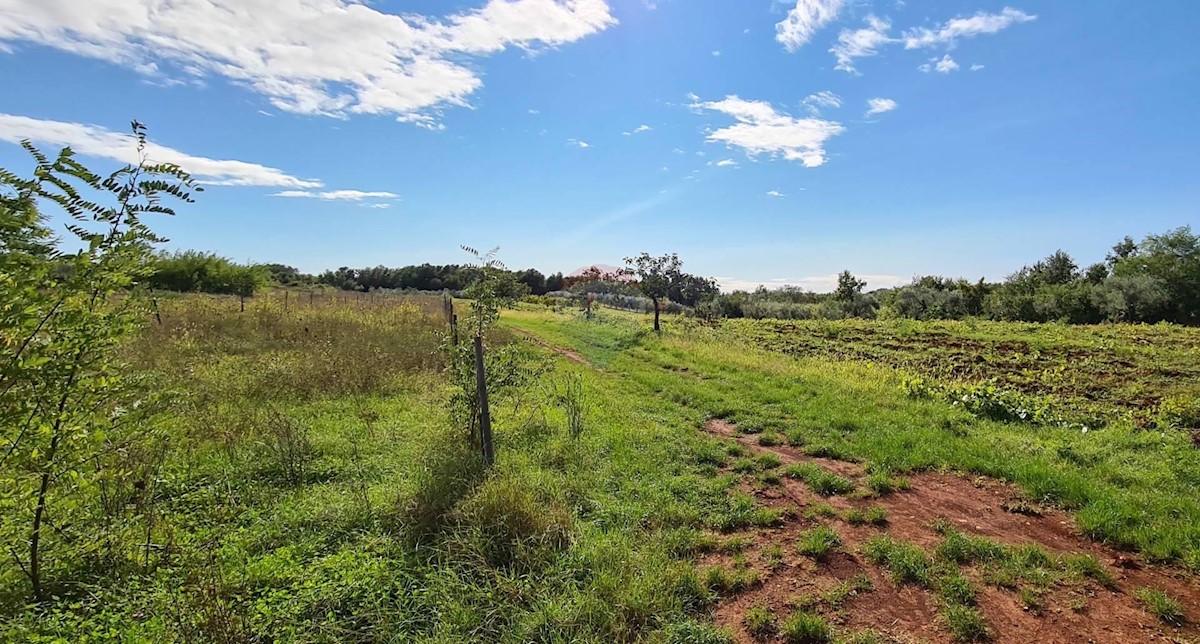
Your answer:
[702,419,1200,644]
[509,328,595,367]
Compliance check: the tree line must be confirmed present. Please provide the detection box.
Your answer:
[706,227,1199,326]
[146,226,1198,327]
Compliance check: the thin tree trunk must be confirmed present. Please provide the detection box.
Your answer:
[29,431,60,603]
[474,336,494,467]
[653,299,661,333]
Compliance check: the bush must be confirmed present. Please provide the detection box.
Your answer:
[149,251,268,296]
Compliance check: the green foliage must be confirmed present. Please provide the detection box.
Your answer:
[941,604,989,642]
[845,506,888,526]
[0,125,198,602]
[783,463,856,496]
[742,603,777,639]
[862,536,932,585]
[797,525,841,560]
[1134,587,1184,626]
[779,611,832,643]
[148,250,268,296]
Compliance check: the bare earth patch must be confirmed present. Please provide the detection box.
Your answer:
[701,419,1200,643]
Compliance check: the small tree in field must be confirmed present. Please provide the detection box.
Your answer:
[834,270,866,302]
[0,123,198,601]
[625,252,681,333]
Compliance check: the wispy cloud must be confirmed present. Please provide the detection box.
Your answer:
[0,113,321,188]
[623,124,652,135]
[273,190,399,201]
[902,7,1036,49]
[830,15,893,73]
[567,138,590,149]
[766,190,785,197]
[802,90,843,116]
[776,0,846,52]
[712,158,738,167]
[865,97,898,116]
[0,0,617,128]
[831,8,1034,74]
[690,95,845,168]
[711,50,721,57]
[970,63,985,71]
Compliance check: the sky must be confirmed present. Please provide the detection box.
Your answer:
[0,0,1197,292]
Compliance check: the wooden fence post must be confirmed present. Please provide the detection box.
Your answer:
[474,335,494,468]
[240,294,245,312]
[284,290,289,313]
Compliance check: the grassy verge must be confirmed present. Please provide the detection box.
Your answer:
[502,308,1200,569]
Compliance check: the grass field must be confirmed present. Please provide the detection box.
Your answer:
[3,295,1197,642]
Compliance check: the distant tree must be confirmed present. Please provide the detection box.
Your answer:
[516,268,547,295]
[1083,262,1109,285]
[834,270,866,302]
[625,252,682,333]
[669,272,719,307]
[1030,250,1078,286]
[1112,226,1200,324]
[545,271,565,293]
[1106,236,1138,269]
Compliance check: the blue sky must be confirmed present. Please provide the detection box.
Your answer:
[0,0,1196,291]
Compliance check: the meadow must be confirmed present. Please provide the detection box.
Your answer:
[3,294,1198,643]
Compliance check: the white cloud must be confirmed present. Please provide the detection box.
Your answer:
[0,0,617,127]
[776,0,846,52]
[711,50,721,57]
[0,113,321,188]
[918,54,959,73]
[528,109,541,115]
[567,138,589,148]
[766,190,785,197]
[902,8,1036,49]
[802,90,842,116]
[830,15,894,73]
[714,274,905,293]
[970,63,985,71]
[672,147,686,154]
[273,190,399,200]
[713,158,738,167]
[865,97,897,116]
[935,54,960,73]
[690,95,845,168]
[363,203,392,209]
[623,124,652,135]
[830,8,1033,74]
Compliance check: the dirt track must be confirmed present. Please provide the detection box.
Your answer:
[702,419,1200,643]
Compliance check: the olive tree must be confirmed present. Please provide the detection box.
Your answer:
[624,252,682,333]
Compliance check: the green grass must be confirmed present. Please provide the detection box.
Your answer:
[942,604,990,642]
[862,536,932,585]
[743,603,777,639]
[22,299,1195,640]
[845,506,888,526]
[797,525,842,561]
[501,309,1200,567]
[783,463,856,496]
[1135,587,1185,626]
[779,611,832,643]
